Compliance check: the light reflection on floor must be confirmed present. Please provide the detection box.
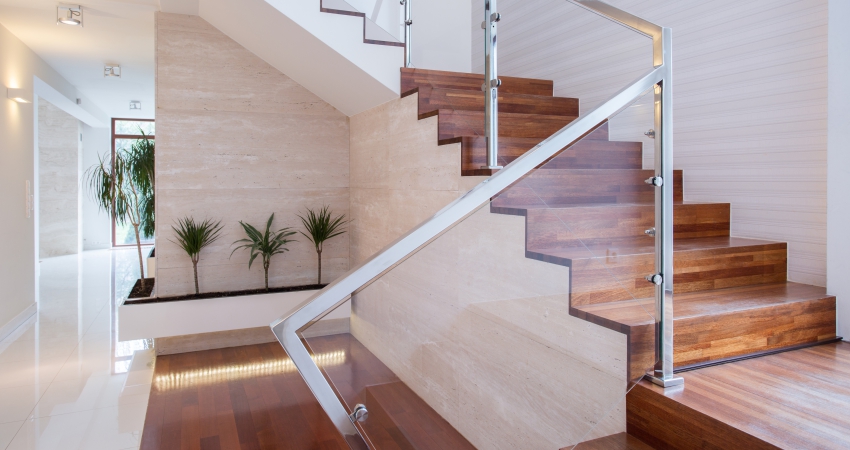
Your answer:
[0,247,154,450]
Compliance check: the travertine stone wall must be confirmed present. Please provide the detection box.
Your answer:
[38,99,80,258]
[348,94,628,448]
[155,13,350,296]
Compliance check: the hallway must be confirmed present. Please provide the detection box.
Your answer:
[0,249,152,450]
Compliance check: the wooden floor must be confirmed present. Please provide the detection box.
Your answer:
[628,341,850,450]
[141,334,474,450]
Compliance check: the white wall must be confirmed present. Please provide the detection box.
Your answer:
[81,124,112,250]
[0,23,83,338]
[828,0,850,337]
[410,0,471,72]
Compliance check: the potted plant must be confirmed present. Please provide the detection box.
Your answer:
[298,206,348,285]
[170,217,223,295]
[231,213,296,292]
[84,131,155,296]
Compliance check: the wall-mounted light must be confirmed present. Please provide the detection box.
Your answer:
[7,87,31,103]
[57,5,83,26]
[104,65,121,78]
[129,100,141,110]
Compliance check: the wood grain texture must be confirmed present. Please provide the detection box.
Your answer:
[573,282,836,378]
[416,86,579,118]
[492,169,683,209]
[628,342,850,450]
[401,67,554,97]
[572,432,655,450]
[141,336,474,450]
[461,133,642,174]
[437,109,577,142]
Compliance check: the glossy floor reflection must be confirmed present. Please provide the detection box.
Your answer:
[0,249,153,450]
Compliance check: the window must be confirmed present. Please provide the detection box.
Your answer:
[112,118,155,247]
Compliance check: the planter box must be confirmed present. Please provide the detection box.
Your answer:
[118,289,349,345]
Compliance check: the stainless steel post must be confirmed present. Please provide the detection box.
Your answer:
[648,27,683,388]
[402,0,412,68]
[483,0,502,169]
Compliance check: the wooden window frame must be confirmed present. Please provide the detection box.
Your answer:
[111,118,155,248]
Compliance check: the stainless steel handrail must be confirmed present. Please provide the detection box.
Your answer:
[401,0,411,68]
[272,1,678,447]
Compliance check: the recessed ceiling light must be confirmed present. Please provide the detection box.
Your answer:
[104,65,121,78]
[57,5,83,26]
[129,101,142,110]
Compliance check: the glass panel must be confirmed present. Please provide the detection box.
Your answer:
[113,137,155,246]
[300,85,659,448]
[115,120,155,135]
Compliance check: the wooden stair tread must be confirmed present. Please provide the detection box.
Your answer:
[575,282,832,328]
[571,432,656,450]
[492,169,685,207]
[401,67,554,97]
[417,86,579,118]
[438,109,577,142]
[530,235,783,261]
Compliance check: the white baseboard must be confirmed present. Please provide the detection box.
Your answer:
[0,303,37,342]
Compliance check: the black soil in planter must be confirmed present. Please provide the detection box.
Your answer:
[124,283,328,305]
[128,278,156,299]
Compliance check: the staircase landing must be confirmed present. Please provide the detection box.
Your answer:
[628,341,850,450]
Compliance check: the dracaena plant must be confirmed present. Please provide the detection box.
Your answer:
[170,217,223,295]
[84,140,153,290]
[298,206,348,285]
[231,213,296,291]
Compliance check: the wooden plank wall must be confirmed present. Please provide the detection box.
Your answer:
[471,0,828,286]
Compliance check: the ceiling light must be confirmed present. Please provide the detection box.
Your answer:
[7,87,31,103]
[104,65,121,78]
[57,5,83,26]
[129,101,141,110]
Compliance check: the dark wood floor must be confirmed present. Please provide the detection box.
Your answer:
[628,341,850,450]
[141,333,474,450]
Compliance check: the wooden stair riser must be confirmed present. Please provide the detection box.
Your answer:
[462,135,642,175]
[673,296,835,367]
[545,242,788,307]
[401,67,554,97]
[522,203,731,251]
[417,86,579,118]
[492,170,684,209]
[626,382,780,450]
[438,109,577,142]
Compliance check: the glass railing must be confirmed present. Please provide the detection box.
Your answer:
[276,0,676,448]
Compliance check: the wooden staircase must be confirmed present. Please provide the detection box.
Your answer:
[399,67,839,446]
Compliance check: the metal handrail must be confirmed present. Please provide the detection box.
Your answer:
[401,0,411,68]
[271,1,677,447]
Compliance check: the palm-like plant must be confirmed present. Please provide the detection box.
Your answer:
[298,206,348,285]
[231,213,297,291]
[170,217,223,295]
[84,148,151,289]
[126,132,155,237]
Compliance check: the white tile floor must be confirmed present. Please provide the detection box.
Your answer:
[0,249,154,450]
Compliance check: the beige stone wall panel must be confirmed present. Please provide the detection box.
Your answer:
[155,12,350,296]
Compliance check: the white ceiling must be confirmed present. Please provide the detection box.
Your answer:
[0,0,157,120]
